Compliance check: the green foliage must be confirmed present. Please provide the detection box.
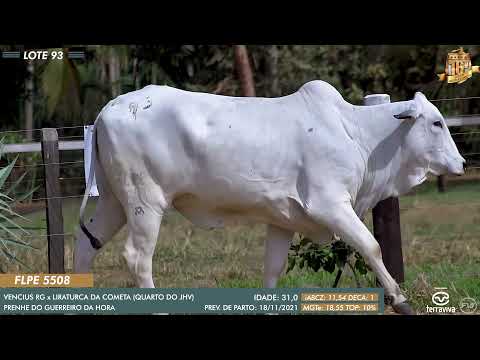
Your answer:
[4,44,479,129]
[40,48,82,122]
[0,132,41,202]
[287,235,372,288]
[0,138,39,271]
[2,44,480,173]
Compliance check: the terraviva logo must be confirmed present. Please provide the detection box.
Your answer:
[432,289,449,306]
[426,288,456,313]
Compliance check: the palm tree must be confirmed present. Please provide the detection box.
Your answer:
[40,47,82,124]
[39,45,132,125]
[0,138,38,271]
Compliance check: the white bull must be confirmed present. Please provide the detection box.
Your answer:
[74,80,465,314]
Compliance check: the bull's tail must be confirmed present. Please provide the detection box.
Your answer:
[79,115,103,250]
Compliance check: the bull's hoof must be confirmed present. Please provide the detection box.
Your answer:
[392,302,416,315]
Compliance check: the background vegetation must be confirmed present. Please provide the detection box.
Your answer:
[2,45,480,131]
[0,45,479,314]
[3,45,480,191]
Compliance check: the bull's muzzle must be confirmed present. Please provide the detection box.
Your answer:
[448,156,466,176]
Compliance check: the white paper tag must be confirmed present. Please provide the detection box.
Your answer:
[84,125,99,197]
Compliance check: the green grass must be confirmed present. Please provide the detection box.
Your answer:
[401,178,480,205]
[404,262,480,312]
[219,261,480,314]
[3,176,480,314]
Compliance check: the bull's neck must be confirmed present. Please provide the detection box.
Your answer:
[353,100,426,215]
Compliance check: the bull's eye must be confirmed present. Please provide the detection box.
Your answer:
[433,121,443,128]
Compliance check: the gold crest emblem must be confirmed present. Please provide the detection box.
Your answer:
[438,47,479,84]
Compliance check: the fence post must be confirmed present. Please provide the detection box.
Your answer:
[437,175,446,192]
[364,94,405,284]
[41,128,65,274]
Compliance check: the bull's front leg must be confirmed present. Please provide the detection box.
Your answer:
[308,201,414,315]
[263,225,294,288]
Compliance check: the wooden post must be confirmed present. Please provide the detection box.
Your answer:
[437,175,446,193]
[41,128,65,274]
[371,198,404,283]
[364,94,405,284]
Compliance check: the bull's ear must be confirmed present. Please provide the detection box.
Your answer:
[394,103,418,119]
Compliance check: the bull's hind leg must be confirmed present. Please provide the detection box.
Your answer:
[122,204,163,288]
[110,168,168,288]
[74,193,127,273]
[263,225,294,288]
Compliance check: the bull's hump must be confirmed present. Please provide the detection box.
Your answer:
[299,80,346,105]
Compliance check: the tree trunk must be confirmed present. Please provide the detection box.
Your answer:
[25,60,34,141]
[135,61,141,90]
[109,47,120,97]
[100,56,107,84]
[151,62,158,85]
[233,45,256,97]
[133,57,139,90]
[116,50,122,95]
[264,45,279,97]
[132,46,141,90]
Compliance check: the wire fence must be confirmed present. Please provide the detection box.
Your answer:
[2,177,85,188]
[12,160,84,169]
[451,131,480,136]
[16,233,75,239]
[1,96,480,242]
[1,118,480,176]
[430,96,480,102]
[0,125,87,136]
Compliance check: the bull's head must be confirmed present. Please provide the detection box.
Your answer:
[394,92,466,176]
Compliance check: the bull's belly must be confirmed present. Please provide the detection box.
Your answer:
[171,192,334,245]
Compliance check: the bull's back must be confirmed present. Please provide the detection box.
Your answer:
[97,84,355,230]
